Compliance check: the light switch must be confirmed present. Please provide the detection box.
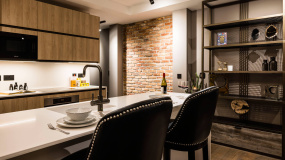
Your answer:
[177,74,182,79]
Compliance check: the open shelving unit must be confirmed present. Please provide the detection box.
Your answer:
[201,0,285,159]
[202,1,284,107]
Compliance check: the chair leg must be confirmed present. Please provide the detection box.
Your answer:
[163,147,171,160]
[202,142,209,160]
[188,150,195,160]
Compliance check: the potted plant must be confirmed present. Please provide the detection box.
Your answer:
[190,73,204,93]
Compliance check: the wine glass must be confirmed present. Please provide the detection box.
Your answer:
[178,81,189,93]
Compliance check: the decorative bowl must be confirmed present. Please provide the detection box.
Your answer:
[66,108,92,121]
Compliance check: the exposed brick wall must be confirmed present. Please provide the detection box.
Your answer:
[123,16,173,95]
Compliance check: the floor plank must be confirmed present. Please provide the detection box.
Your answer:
[211,143,279,160]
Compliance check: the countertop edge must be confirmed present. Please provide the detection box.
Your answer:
[0,86,107,100]
[1,131,94,160]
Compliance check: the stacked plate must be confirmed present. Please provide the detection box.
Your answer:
[56,114,97,128]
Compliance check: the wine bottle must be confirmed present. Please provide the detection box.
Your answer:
[161,73,167,94]
[262,60,268,71]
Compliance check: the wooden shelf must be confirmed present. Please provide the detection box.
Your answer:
[204,71,284,74]
[204,13,283,30]
[219,95,284,104]
[204,71,285,74]
[204,40,283,50]
[213,116,282,134]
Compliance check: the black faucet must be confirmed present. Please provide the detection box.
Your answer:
[83,65,110,111]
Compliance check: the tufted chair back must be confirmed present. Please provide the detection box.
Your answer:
[165,86,219,151]
[86,96,173,160]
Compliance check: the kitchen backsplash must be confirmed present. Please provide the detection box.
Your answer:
[0,61,92,91]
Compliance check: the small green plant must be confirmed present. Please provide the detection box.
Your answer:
[190,73,203,92]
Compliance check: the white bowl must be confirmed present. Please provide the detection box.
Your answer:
[66,108,92,121]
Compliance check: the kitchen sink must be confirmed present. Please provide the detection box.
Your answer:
[20,90,37,93]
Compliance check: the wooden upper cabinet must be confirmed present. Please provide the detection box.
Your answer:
[61,35,73,61]
[38,32,55,60]
[72,10,81,36]
[72,36,87,61]
[72,11,87,36]
[86,39,99,62]
[0,0,37,28]
[85,14,100,38]
[38,2,73,34]
[38,32,73,61]
[37,2,53,32]
[62,8,73,34]
[90,15,100,38]
[72,37,99,62]
[38,32,98,62]
[0,26,37,35]
[53,34,73,61]
[0,0,99,38]
[0,1,100,62]
[72,11,100,38]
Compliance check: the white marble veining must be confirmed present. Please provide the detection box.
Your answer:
[0,92,190,159]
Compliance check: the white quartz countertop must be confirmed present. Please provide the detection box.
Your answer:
[0,92,190,159]
[0,85,107,99]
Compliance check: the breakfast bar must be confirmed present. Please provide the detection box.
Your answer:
[0,92,189,160]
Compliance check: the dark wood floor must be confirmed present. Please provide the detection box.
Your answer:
[211,143,279,160]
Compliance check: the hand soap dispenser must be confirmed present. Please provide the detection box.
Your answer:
[14,82,18,90]
[24,83,28,90]
[9,84,13,91]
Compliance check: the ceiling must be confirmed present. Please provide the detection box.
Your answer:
[44,0,236,29]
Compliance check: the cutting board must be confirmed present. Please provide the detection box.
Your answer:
[0,91,21,95]
[0,90,36,95]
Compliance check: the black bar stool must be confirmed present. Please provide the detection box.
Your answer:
[163,86,219,160]
[62,96,173,160]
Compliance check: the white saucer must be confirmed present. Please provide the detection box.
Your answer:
[63,115,96,124]
[56,117,97,128]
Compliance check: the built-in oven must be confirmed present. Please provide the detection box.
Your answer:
[44,95,79,107]
[0,31,37,60]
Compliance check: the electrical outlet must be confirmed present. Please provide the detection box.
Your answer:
[4,75,14,81]
[78,73,84,78]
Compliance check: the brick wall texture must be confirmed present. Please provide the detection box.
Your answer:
[123,15,173,95]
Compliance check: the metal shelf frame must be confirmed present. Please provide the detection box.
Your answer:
[201,0,285,159]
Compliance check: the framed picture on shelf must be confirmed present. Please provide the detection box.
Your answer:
[217,32,227,45]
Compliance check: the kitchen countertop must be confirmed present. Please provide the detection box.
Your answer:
[0,92,190,159]
[0,85,107,100]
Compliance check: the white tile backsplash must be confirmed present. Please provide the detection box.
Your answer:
[0,61,92,91]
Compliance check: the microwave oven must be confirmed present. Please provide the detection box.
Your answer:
[0,31,37,60]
